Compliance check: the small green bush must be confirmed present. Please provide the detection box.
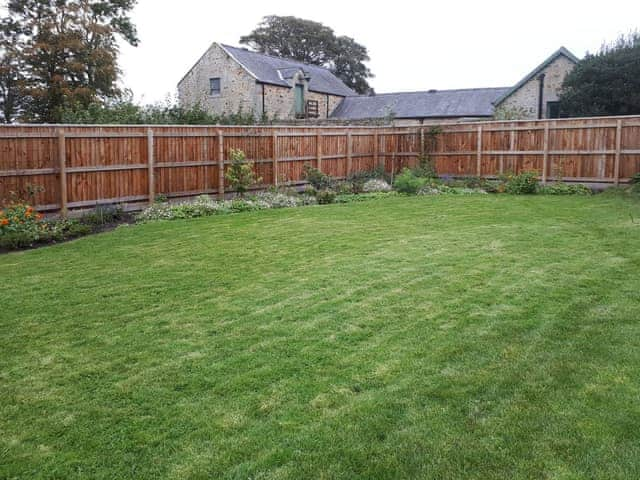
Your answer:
[362,179,392,193]
[335,192,398,203]
[334,181,355,195]
[81,205,124,226]
[225,149,262,197]
[316,189,336,205]
[538,183,592,195]
[504,172,539,194]
[394,169,428,194]
[411,154,437,179]
[347,167,390,192]
[630,173,640,193]
[462,176,485,189]
[303,164,333,190]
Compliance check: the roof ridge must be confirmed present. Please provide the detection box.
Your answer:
[345,86,511,98]
[221,43,329,71]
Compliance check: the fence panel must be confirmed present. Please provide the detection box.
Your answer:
[1,116,640,213]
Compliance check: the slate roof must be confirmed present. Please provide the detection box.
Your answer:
[220,44,355,97]
[493,46,579,106]
[330,87,511,120]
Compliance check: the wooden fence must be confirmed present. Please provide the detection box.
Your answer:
[1,115,639,214]
[429,116,640,184]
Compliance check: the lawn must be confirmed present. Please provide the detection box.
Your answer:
[2,194,640,479]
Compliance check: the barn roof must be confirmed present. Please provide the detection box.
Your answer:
[220,44,356,97]
[330,87,510,120]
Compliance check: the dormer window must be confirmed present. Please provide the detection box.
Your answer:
[209,78,221,95]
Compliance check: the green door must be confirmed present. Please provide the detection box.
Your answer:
[295,84,304,115]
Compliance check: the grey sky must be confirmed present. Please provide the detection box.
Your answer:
[119,0,640,103]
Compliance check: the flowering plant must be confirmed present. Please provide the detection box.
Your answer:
[0,203,45,235]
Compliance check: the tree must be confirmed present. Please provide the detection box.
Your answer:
[0,19,25,123]
[1,0,139,123]
[559,33,640,117]
[240,16,373,94]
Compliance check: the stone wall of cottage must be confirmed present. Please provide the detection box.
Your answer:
[306,91,346,119]
[261,84,296,120]
[178,44,258,116]
[262,81,345,120]
[496,55,576,119]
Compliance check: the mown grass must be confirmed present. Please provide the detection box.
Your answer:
[2,194,640,479]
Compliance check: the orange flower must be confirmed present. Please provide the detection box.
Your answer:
[0,218,8,226]
[36,213,44,220]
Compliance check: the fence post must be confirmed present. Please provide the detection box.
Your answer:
[391,128,397,182]
[542,122,549,184]
[420,127,425,159]
[346,130,352,177]
[57,130,68,217]
[147,128,155,205]
[614,119,622,186]
[476,125,483,177]
[316,129,321,171]
[272,131,279,186]
[374,130,380,169]
[218,131,225,200]
[203,134,209,192]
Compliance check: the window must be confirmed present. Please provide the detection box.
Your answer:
[546,101,560,119]
[294,84,305,116]
[209,78,221,95]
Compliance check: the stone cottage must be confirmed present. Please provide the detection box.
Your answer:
[178,44,578,123]
[177,43,355,120]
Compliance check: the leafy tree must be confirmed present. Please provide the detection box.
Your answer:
[2,0,139,123]
[559,33,640,117]
[240,16,373,94]
[0,19,25,123]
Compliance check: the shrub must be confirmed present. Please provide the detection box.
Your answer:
[631,173,640,185]
[462,176,485,189]
[394,169,428,194]
[80,205,124,226]
[347,167,389,192]
[503,172,539,194]
[417,184,487,195]
[303,185,317,197]
[334,181,355,195]
[253,191,301,208]
[225,149,262,197]
[316,189,336,205]
[538,183,592,195]
[482,180,503,193]
[412,153,437,179]
[136,192,318,223]
[303,164,332,190]
[335,192,397,203]
[362,179,392,193]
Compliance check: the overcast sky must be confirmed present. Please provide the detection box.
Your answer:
[119,0,640,103]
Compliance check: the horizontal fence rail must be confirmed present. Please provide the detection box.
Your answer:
[1,116,639,214]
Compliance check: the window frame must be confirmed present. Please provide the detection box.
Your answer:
[209,77,221,96]
[546,101,561,119]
